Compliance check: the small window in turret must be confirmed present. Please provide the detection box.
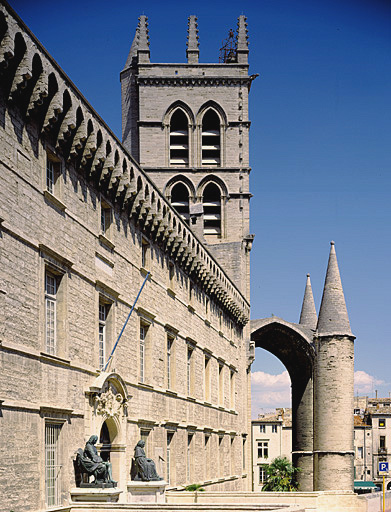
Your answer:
[170,110,189,166]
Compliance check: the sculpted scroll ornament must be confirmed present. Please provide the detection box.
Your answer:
[95,388,124,418]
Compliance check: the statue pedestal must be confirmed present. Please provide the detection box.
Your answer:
[127,480,168,503]
[70,487,122,503]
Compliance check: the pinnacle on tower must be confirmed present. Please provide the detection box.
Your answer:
[236,15,249,64]
[124,15,150,68]
[137,15,150,63]
[187,15,199,64]
[317,241,353,337]
[124,25,140,69]
[299,274,317,330]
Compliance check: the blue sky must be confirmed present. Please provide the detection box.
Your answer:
[9,0,391,415]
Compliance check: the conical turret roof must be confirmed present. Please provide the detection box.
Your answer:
[317,241,353,337]
[299,274,317,330]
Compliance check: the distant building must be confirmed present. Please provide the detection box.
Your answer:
[251,408,292,491]
[354,396,391,491]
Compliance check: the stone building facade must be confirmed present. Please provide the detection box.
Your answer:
[0,2,358,509]
[252,408,292,491]
[354,396,391,491]
[0,5,252,510]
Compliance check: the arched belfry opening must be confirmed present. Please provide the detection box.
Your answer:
[171,182,190,224]
[202,182,221,237]
[201,109,220,166]
[251,318,315,491]
[170,109,189,167]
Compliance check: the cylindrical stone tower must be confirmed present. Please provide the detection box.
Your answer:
[313,242,355,491]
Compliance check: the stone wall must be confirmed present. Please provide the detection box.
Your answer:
[0,4,252,510]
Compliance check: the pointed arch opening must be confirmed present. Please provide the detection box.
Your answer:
[201,109,220,166]
[203,182,221,236]
[170,109,189,167]
[171,182,190,224]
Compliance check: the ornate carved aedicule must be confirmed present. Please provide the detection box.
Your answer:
[85,373,129,445]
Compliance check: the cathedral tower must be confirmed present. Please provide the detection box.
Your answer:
[120,15,256,298]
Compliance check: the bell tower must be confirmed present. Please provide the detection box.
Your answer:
[120,15,256,298]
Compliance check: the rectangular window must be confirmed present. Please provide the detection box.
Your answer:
[379,418,386,428]
[187,433,193,482]
[219,363,224,406]
[140,324,147,383]
[259,425,265,434]
[380,436,386,451]
[204,434,210,480]
[45,423,62,507]
[46,158,55,194]
[98,303,108,370]
[242,437,246,471]
[257,441,269,459]
[167,432,173,484]
[230,369,235,409]
[218,435,223,476]
[100,200,112,237]
[204,355,211,402]
[45,151,62,200]
[272,425,277,433]
[187,346,193,396]
[167,335,174,389]
[357,446,363,458]
[259,465,268,484]
[230,436,235,475]
[45,272,57,355]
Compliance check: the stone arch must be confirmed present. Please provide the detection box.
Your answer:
[163,100,195,126]
[251,317,315,491]
[197,175,228,198]
[164,102,194,167]
[196,100,228,126]
[164,175,196,201]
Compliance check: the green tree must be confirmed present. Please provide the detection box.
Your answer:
[261,456,300,491]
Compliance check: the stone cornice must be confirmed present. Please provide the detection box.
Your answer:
[138,76,250,87]
[0,2,249,325]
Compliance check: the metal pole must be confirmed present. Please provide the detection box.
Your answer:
[383,474,385,512]
[103,272,150,372]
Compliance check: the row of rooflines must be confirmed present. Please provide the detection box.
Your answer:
[0,3,249,326]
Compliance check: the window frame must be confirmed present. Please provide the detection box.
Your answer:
[45,422,63,508]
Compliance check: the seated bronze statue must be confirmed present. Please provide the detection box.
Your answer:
[75,435,116,486]
[133,440,163,481]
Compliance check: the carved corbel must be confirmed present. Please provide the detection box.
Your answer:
[9,46,33,97]
[56,106,78,148]
[42,89,64,131]
[26,71,49,116]
[69,118,88,158]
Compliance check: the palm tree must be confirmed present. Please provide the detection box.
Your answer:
[261,456,300,491]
